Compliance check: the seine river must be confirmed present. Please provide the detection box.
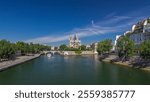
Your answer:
[0,55,150,85]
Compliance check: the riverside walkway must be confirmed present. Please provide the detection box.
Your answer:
[0,54,40,71]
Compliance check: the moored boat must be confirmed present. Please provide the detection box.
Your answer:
[47,53,52,58]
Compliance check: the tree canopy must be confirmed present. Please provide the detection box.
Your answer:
[0,40,15,60]
[59,44,68,51]
[116,36,134,61]
[0,39,51,60]
[97,39,112,55]
[15,42,51,55]
[79,45,86,51]
[140,40,150,59]
[59,44,87,51]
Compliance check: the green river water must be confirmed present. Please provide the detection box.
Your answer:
[0,55,150,85]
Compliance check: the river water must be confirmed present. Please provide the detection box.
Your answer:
[0,55,150,85]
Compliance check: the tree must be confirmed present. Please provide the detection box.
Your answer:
[79,45,86,51]
[116,36,134,61]
[16,42,51,54]
[0,39,52,61]
[140,40,150,59]
[59,44,68,51]
[16,41,26,55]
[97,39,112,55]
[43,45,51,51]
[0,40,15,60]
[33,44,41,53]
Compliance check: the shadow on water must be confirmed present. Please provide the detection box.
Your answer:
[0,55,150,85]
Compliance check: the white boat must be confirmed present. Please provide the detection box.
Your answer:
[47,53,52,58]
[64,51,69,55]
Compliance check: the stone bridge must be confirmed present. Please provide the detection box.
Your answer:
[43,51,60,55]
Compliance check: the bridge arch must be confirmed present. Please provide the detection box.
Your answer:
[43,51,60,55]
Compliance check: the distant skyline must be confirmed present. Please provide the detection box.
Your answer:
[0,0,150,46]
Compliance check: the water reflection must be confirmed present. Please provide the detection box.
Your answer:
[0,55,150,85]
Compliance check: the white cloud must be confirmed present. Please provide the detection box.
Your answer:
[25,6,150,44]
[26,35,69,44]
[99,15,131,26]
[25,25,121,44]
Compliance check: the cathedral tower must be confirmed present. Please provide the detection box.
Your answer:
[69,34,81,48]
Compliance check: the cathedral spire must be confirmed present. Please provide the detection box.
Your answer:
[69,34,81,48]
[69,35,72,40]
[74,34,78,40]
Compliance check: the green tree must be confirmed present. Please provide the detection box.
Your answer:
[43,45,51,51]
[140,40,150,59]
[28,42,34,54]
[59,44,68,51]
[0,40,15,60]
[79,45,86,51]
[16,41,28,55]
[116,36,134,61]
[33,44,41,53]
[97,39,112,55]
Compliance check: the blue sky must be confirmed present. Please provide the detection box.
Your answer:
[0,0,150,46]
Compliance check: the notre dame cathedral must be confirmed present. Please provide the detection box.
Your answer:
[69,34,81,48]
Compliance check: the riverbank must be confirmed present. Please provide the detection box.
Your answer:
[101,54,150,72]
[60,51,97,56]
[0,54,41,71]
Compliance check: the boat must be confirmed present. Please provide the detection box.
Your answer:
[64,51,69,55]
[47,53,52,58]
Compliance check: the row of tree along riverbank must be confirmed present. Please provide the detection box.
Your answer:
[0,39,51,62]
[58,44,96,55]
[0,39,51,71]
[97,36,150,71]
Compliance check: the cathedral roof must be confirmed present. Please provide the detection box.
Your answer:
[74,34,78,40]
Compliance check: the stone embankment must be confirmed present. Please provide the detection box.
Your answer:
[101,54,150,72]
[0,54,40,71]
[60,51,97,55]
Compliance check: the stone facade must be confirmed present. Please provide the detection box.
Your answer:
[69,34,81,48]
[113,35,121,51]
[61,51,94,55]
[125,18,150,46]
[91,42,98,54]
[115,18,150,48]
[114,18,150,53]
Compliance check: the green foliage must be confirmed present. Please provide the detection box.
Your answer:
[116,36,135,60]
[97,39,112,54]
[59,44,92,51]
[0,39,51,60]
[59,44,68,51]
[16,42,51,55]
[79,45,86,51]
[75,50,82,54]
[67,48,78,51]
[0,40,16,60]
[140,40,150,59]
[16,41,29,54]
